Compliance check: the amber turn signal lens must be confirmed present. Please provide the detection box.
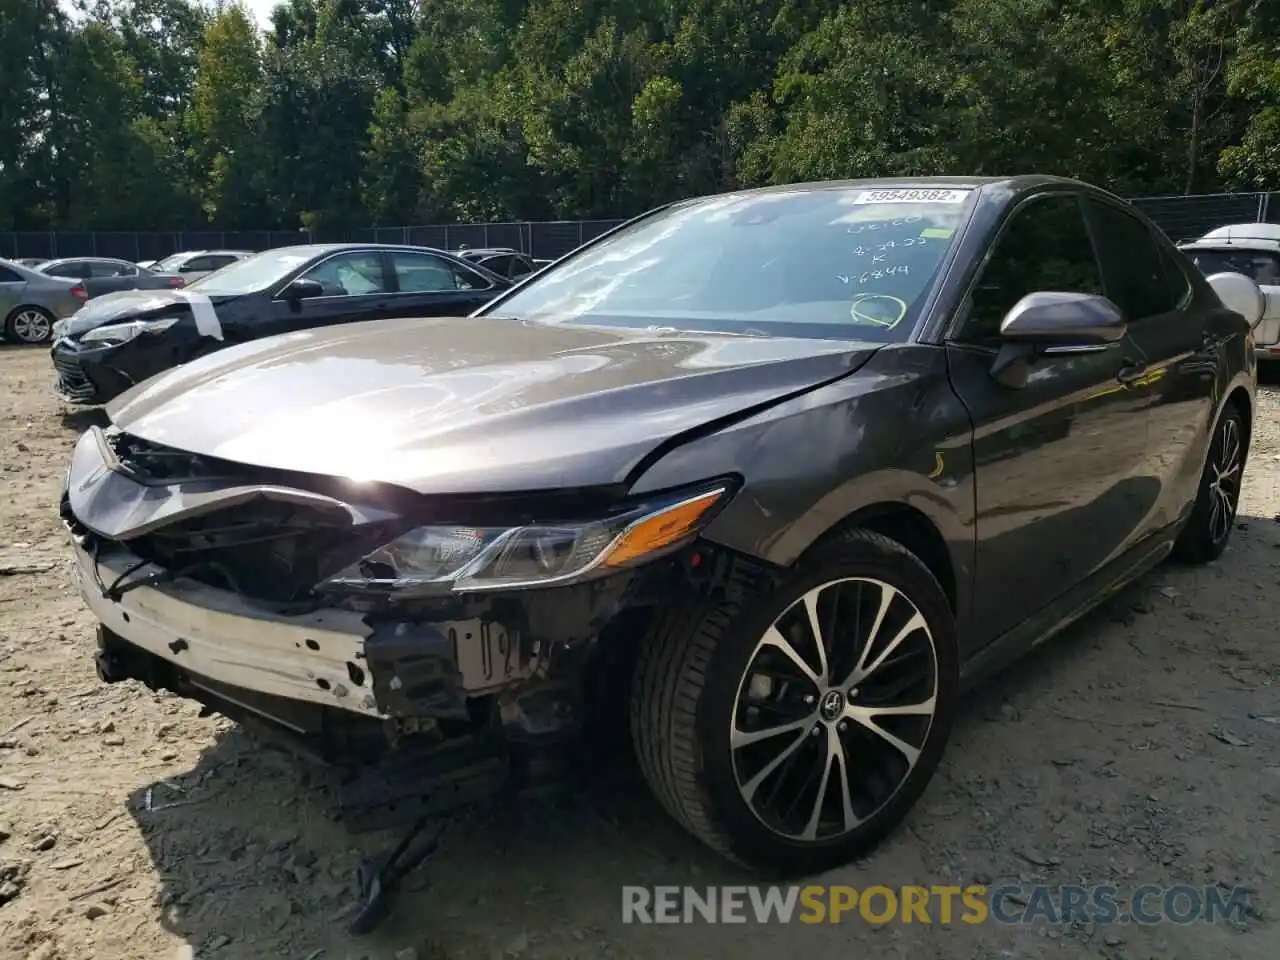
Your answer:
[603,489,726,568]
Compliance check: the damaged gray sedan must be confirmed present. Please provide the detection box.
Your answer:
[61,176,1258,930]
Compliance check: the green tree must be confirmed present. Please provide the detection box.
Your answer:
[188,4,270,225]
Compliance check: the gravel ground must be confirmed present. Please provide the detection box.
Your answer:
[0,344,1278,960]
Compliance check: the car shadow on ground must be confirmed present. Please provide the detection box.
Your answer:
[118,502,1280,959]
[58,407,109,432]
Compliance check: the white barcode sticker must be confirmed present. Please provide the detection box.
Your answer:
[851,188,972,205]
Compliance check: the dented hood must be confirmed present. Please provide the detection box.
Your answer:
[106,315,878,494]
[61,288,237,337]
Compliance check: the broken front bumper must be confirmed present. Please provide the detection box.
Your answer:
[70,537,385,717]
[61,425,647,746]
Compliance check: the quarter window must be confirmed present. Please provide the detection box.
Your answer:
[0,266,21,283]
[957,194,1104,344]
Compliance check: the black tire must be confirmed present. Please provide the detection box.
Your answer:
[1172,403,1246,564]
[4,306,56,344]
[631,529,958,875]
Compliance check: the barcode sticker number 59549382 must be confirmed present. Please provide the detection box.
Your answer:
[852,189,971,205]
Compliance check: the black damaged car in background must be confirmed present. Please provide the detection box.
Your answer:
[51,243,510,405]
[60,177,1260,927]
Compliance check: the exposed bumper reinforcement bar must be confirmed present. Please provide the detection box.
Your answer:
[71,538,386,718]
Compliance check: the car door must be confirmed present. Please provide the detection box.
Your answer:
[943,191,1153,645]
[1083,197,1218,535]
[387,250,500,315]
[263,250,398,337]
[84,259,135,294]
[89,260,135,278]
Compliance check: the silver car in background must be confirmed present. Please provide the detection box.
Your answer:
[148,249,255,284]
[0,258,87,344]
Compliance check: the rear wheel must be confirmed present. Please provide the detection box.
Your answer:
[4,306,55,344]
[1172,404,1245,564]
[631,530,958,874]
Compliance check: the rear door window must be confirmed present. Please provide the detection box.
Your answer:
[1085,200,1181,320]
[391,251,488,292]
[46,261,91,278]
[88,261,133,278]
[477,254,515,278]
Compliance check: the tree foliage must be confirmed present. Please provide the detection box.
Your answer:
[1,0,1279,231]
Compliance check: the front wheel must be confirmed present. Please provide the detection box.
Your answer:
[1172,404,1246,564]
[631,529,958,874]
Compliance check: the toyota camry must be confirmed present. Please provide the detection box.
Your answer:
[60,177,1258,918]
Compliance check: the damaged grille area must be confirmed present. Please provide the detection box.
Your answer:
[68,430,408,605]
[53,352,97,403]
[105,429,251,484]
[120,500,388,604]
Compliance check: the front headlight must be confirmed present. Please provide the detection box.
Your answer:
[79,317,179,345]
[318,483,733,596]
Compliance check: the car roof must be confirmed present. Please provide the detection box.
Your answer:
[0,258,66,281]
[42,256,132,265]
[662,176,1132,217]
[164,249,255,259]
[688,174,1091,198]
[1178,224,1280,251]
[271,242,469,258]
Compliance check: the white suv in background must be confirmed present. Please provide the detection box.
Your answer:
[1180,224,1280,361]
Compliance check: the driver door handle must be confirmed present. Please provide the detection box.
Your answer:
[1116,359,1147,385]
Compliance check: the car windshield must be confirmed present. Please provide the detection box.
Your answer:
[484,186,975,340]
[185,248,318,294]
[1186,248,1280,286]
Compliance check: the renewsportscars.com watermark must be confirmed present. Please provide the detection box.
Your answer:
[621,884,1256,925]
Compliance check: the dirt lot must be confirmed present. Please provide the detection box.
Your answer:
[0,344,1277,960]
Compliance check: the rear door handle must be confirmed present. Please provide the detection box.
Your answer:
[1116,360,1147,385]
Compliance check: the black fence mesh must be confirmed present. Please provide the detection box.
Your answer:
[6,195,1280,264]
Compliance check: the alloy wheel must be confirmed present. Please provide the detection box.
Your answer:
[1208,416,1242,544]
[730,577,938,843]
[10,309,52,344]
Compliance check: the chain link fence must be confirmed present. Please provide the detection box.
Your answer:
[0,220,629,264]
[4,193,1278,264]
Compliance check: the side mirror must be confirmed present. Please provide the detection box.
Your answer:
[1205,271,1265,330]
[999,292,1127,346]
[282,278,324,304]
[989,292,1126,389]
